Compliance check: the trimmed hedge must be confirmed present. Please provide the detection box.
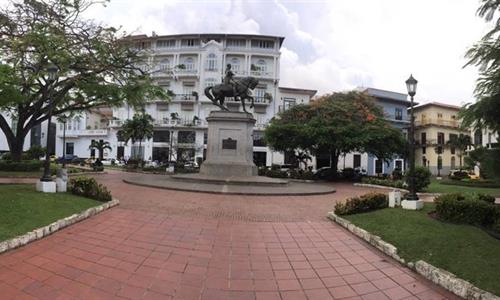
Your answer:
[69,177,112,202]
[361,177,406,189]
[0,160,43,171]
[435,193,499,231]
[440,179,500,188]
[404,166,431,192]
[334,192,388,215]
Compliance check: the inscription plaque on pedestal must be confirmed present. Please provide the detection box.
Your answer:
[222,138,237,150]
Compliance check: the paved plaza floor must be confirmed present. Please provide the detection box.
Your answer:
[0,171,458,299]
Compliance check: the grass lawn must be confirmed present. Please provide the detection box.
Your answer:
[343,204,500,296]
[0,185,102,242]
[425,178,500,196]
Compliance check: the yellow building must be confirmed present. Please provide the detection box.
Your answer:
[412,102,468,176]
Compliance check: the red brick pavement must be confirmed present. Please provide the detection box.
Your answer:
[0,171,459,299]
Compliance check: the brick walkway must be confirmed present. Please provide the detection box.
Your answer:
[0,171,458,299]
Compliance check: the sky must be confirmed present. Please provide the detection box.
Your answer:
[3,0,491,106]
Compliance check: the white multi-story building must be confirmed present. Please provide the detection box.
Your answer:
[52,33,317,166]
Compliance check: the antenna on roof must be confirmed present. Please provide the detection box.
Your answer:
[152,31,157,37]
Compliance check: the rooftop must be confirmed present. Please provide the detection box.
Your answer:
[125,33,285,47]
[279,87,317,96]
[413,101,461,111]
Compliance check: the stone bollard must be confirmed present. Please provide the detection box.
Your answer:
[56,168,68,192]
[388,190,401,207]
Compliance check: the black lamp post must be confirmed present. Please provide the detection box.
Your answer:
[405,74,419,200]
[40,65,59,182]
[61,116,68,168]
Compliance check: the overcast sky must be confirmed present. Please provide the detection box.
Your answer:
[4,0,491,105]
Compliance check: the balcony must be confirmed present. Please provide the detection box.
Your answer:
[175,69,198,77]
[58,129,108,137]
[415,118,460,128]
[249,70,274,78]
[154,118,205,127]
[415,139,447,146]
[253,96,270,106]
[173,94,196,102]
[109,120,123,127]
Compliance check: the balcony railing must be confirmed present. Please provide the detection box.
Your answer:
[154,118,205,127]
[175,69,198,76]
[415,139,448,146]
[250,70,274,78]
[58,129,108,137]
[415,118,460,128]
[253,96,270,105]
[173,94,196,101]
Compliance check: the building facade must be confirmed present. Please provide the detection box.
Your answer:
[413,102,468,175]
[335,88,411,176]
[50,33,316,166]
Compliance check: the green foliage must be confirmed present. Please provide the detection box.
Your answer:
[361,177,407,189]
[69,177,112,202]
[121,113,154,159]
[474,193,497,204]
[466,147,500,179]
[405,166,431,192]
[265,91,406,174]
[449,170,470,180]
[89,140,112,160]
[334,192,388,215]
[435,193,498,228]
[440,179,500,188]
[0,160,43,171]
[0,0,169,161]
[392,168,403,180]
[26,145,46,160]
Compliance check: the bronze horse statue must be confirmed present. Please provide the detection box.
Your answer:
[204,77,259,113]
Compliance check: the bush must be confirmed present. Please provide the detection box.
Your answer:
[440,179,500,188]
[69,177,112,202]
[289,169,314,180]
[449,170,470,181]
[392,168,403,180]
[26,145,46,160]
[473,193,496,204]
[361,177,406,189]
[334,192,388,215]
[405,166,431,192]
[0,160,43,171]
[435,193,497,227]
[92,159,104,171]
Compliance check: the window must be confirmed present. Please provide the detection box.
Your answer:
[421,132,426,144]
[181,39,199,47]
[205,78,218,88]
[449,133,457,154]
[66,142,74,155]
[256,59,267,72]
[184,57,195,71]
[253,152,267,167]
[131,146,144,159]
[284,151,297,167]
[422,147,426,154]
[437,132,445,145]
[178,131,195,144]
[230,57,240,71]
[152,147,169,163]
[283,98,296,111]
[153,131,170,143]
[156,39,175,48]
[203,132,208,145]
[395,108,403,120]
[117,130,125,142]
[117,146,124,159]
[353,154,361,168]
[182,81,195,96]
[375,159,383,174]
[251,39,274,49]
[227,39,246,48]
[474,129,482,145]
[437,113,443,119]
[394,159,403,172]
[253,131,266,147]
[177,148,195,162]
[206,53,217,71]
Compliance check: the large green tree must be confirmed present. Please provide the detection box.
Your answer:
[265,91,407,174]
[121,113,154,160]
[461,0,500,178]
[0,0,167,161]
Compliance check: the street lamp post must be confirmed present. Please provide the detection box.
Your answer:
[40,65,59,182]
[401,74,424,210]
[61,116,67,168]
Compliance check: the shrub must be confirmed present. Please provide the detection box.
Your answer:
[473,193,496,204]
[435,193,497,227]
[449,170,470,181]
[341,168,356,180]
[392,168,403,180]
[0,160,43,171]
[334,192,388,215]
[361,177,406,189]
[92,159,104,171]
[69,177,112,202]
[289,169,314,180]
[26,145,46,160]
[405,166,431,192]
[440,179,500,188]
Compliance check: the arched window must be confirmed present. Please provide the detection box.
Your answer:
[257,59,267,72]
[451,156,456,169]
[184,57,194,71]
[206,53,217,71]
[474,129,483,146]
[230,57,240,72]
[159,59,170,71]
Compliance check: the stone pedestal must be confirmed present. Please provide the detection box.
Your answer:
[200,111,257,177]
[55,178,67,192]
[36,180,57,193]
[401,199,424,210]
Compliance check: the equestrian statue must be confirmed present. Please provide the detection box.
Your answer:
[204,64,259,113]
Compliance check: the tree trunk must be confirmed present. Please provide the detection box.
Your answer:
[99,148,104,160]
[9,137,25,161]
[329,150,339,174]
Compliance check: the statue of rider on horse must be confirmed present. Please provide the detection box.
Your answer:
[204,64,259,113]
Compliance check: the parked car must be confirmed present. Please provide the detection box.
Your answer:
[56,154,84,164]
[313,167,339,180]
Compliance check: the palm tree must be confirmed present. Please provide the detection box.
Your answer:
[447,134,471,169]
[89,140,112,161]
[121,113,154,160]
